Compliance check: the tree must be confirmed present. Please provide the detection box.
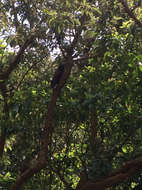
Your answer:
[0,0,142,189]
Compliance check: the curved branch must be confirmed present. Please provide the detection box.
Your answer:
[81,156,142,190]
[10,162,45,190]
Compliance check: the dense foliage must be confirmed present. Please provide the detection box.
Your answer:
[0,0,142,190]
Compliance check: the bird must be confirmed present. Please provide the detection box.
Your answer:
[51,64,65,88]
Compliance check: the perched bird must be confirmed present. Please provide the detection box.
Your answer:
[51,64,65,88]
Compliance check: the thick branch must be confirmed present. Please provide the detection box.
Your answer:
[10,43,75,190]
[119,0,142,27]
[40,14,84,158]
[11,55,74,190]
[81,156,142,190]
[40,56,74,157]
[10,13,86,189]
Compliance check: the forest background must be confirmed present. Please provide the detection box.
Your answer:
[0,0,142,190]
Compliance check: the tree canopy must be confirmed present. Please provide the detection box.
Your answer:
[0,0,142,190]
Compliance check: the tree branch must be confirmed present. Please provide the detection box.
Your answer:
[81,156,142,190]
[119,0,142,27]
[10,15,83,188]
[10,162,45,190]
[0,36,34,81]
[40,13,86,159]
[10,11,93,189]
